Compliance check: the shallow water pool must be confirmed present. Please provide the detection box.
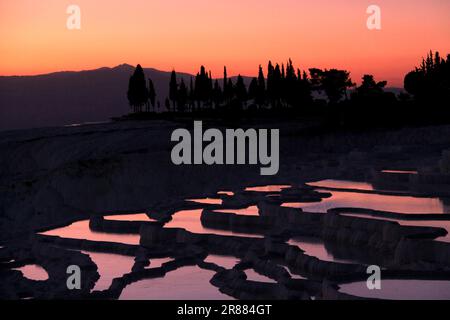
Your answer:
[339,279,450,300]
[82,251,135,291]
[307,180,374,191]
[41,220,141,245]
[288,237,360,264]
[245,185,291,192]
[119,265,233,300]
[165,209,263,238]
[14,264,49,281]
[282,190,446,214]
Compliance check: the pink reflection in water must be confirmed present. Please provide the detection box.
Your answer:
[245,185,291,192]
[307,180,374,191]
[343,213,450,243]
[281,266,306,279]
[40,220,141,245]
[339,280,450,300]
[14,264,49,281]
[214,205,259,216]
[104,213,154,221]
[288,237,357,264]
[165,209,263,238]
[382,170,418,174]
[147,257,174,269]
[187,198,223,205]
[119,266,233,300]
[244,269,277,283]
[82,251,135,291]
[282,190,446,214]
[204,255,239,269]
[218,191,235,196]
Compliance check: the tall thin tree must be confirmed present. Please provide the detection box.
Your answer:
[127,64,148,113]
[148,78,156,112]
[169,70,178,112]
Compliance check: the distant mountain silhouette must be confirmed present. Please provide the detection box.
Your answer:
[0,65,253,131]
[0,64,404,131]
[0,65,181,130]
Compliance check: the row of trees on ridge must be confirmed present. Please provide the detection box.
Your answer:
[127,51,450,122]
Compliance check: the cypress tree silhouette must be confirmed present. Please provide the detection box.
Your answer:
[194,72,201,109]
[235,75,247,106]
[208,71,214,106]
[284,59,297,107]
[281,63,287,106]
[177,79,188,112]
[223,66,228,94]
[127,77,136,113]
[213,79,223,108]
[273,64,282,107]
[169,70,178,111]
[267,61,275,107]
[256,65,266,108]
[194,66,211,109]
[223,67,234,105]
[226,78,234,103]
[188,77,195,112]
[127,64,148,113]
[248,78,258,101]
[165,97,171,112]
[148,78,156,112]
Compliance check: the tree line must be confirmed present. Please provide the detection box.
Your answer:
[127,51,450,125]
[127,64,156,113]
[404,51,450,105]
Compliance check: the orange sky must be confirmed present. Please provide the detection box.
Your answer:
[0,0,449,86]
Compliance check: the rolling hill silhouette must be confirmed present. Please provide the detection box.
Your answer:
[0,64,199,131]
[0,65,402,131]
[0,65,255,131]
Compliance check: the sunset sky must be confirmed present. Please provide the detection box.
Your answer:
[0,0,449,86]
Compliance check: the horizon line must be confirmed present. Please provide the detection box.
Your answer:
[0,63,407,88]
